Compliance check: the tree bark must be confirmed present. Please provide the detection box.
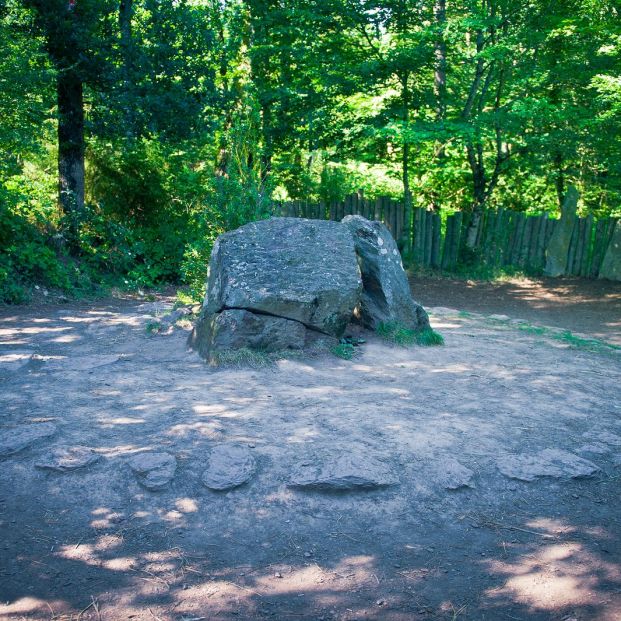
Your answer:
[57,68,85,245]
[431,0,447,212]
[119,0,134,136]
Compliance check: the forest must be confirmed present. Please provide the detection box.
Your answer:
[1,0,620,304]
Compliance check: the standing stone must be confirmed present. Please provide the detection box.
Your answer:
[599,220,621,282]
[342,215,430,331]
[289,452,399,491]
[128,452,176,491]
[36,446,100,472]
[545,186,579,277]
[0,422,57,458]
[202,444,256,491]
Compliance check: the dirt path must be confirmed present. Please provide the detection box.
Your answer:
[1,291,620,621]
[411,275,621,346]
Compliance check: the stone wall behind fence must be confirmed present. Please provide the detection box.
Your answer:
[274,194,619,279]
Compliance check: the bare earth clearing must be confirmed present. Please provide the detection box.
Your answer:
[1,278,620,621]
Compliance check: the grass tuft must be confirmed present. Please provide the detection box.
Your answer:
[209,347,275,368]
[376,321,444,347]
[330,343,357,360]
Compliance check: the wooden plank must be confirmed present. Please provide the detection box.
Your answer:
[396,201,404,247]
[509,213,525,266]
[451,211,463,268]
[520,217,534,268]
[566,216,580,276]
[590,219,609,277]
[424,210,433,266]
[431,213,442,268]
[535,213,548,271]
[441,214,454,270]
[502,211,516,266]
[579,215,592,277]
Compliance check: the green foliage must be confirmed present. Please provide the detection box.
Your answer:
[377,321,444,347]
[330,342,357,360]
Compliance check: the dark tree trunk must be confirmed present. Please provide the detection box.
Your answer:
[432,0,447,212]
[57,69,85,245]
[119,0,134,135]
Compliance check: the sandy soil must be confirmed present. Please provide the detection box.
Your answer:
[1,283,620,621]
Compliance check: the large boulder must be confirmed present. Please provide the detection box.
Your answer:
[599,220,621,282]
[342,215,430,331]
[190,218,362,358]
[189,215,433,360]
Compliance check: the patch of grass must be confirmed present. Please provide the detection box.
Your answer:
[209,347,275,368]
[330,342,357,360]
[377,321,444,347]
[516,323,620,356]
[145,320,161,334]
[415,328,445,346]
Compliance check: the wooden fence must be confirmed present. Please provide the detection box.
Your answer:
[276,194,618,278]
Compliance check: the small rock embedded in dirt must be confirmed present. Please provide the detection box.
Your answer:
[289,452,398,491]
[496,448,600,482]
[35,445,100,472]
[128,452,176,491]
[202,443,256,491]
[0,422,57,458]
[435,457,474,490]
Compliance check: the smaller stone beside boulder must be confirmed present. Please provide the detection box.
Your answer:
[202,443,256,491]
[545,186,579,277]
[289,452,399,491]
[0,422,57,458]
[342,215,430,332]
[128,452,176,491]
[36,445,100,472]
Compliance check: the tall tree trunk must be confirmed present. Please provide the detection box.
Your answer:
[432,0,447,211]
[119,0,134,136]
[57,68,85,245]
[401,72,412,254]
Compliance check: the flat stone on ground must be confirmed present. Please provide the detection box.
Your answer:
[289,453,398,491]
[128,452,176,491]
[0,422,57,458]
[202,443,256,491]
[497,448,600,482]
[35,445,100,472]
[434,457,474,490]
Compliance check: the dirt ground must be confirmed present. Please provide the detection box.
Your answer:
[411,275,621,346]
[1,277,620,621]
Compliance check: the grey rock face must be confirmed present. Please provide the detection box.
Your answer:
[289,453,398,491]
[36,446,100,472]
[189,309,307,360]
[0,422,57,458]
[545,185,579,277]
[497,448,600,482]
[202,443,256,491]
[342,215,430,331]
[190,218,362,359]
[599,221,621,282]
[128,452,176,491]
